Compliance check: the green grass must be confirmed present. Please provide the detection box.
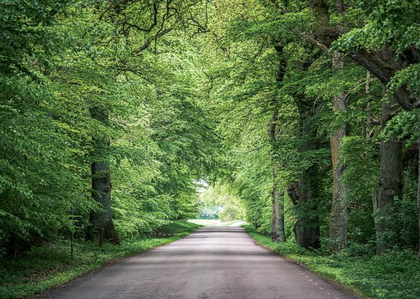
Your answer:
[0,221,201,299]
[244,225,420,299]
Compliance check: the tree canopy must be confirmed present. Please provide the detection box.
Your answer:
[1,0,420,263]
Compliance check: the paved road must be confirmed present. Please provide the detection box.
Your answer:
[47,226,356,299]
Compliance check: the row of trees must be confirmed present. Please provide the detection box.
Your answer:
[203,0,420,255]
[1,0,419,259]
[0,0,218,256]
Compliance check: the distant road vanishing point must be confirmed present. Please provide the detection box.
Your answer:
[45,226,356,299]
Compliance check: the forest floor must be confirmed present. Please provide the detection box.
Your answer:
[0,221,201,299]
[244,225,420,298]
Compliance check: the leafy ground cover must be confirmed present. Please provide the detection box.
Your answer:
[244,225,420,299]
[0,221,201,299]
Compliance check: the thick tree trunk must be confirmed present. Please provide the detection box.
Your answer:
[271,185,282,242]
[269,111,279,241]
[276,191,286,242]
[288,182,320,249]
[269,111,286,243]
[417,133,420,257]
[294,219,320,249]
[295,162,321,249]
[290,101,321,249]
[269,43,287,243]
[308,0,349,251]
[91,161,119,245]
[87,107,120,245]
[376,96,402,254]
[271,190,278,241]
[329,52,349,252]
[271,183,286,242]
[308,0,334,46]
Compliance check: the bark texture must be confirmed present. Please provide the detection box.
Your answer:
[276,191,286,242]
[91,161,119,245]
[417,132,420,257]
[269,111,286,242]
[88,107,120,245]
[288,181,320,249]
[295,173,321,249]
[308,0,349,252]
[306,0,417,255]
[271,185,286,242]
[329,52,350,252]
[308,0,336,47]
[268,43,287,243]
[281,46,323,249]
[376,96,402,254]
[289,99,321,249]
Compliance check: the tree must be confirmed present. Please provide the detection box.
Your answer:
[268,43,287,242]
[331,0,420,254]
[306,0,351,251]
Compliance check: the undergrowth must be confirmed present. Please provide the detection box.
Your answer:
[0,221,201,299]
[244,225,420,299]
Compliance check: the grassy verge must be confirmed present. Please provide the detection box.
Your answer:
[244,225,420,299]
[0,221,201,299]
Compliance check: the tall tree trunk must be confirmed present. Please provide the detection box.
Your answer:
[308,0,350,252]
[288,176,320,248]
[269,111,286,243]
[269,43,287,243]
[271,183,286,242]
[329,52,350,251]
[87,107,120,245]
[417,132,420,257]
[276,191,286,242]
[269,111,278,241]
[376,96,402,254]
[291,101,321,249]
[295,160,321,249]
[271,189,278,241]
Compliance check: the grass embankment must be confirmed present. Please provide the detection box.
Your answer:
[0,221,201,299]
[245,225,420,299]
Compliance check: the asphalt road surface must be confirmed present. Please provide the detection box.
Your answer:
[46,226,356,299]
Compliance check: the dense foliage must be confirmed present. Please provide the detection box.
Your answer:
[1,0,420,297]
[0,0,217,255]
[202,0,420,257]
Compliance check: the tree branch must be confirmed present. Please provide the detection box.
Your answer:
[133,27,174,54]
[294,30,329,56]
[99,0,117,20]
